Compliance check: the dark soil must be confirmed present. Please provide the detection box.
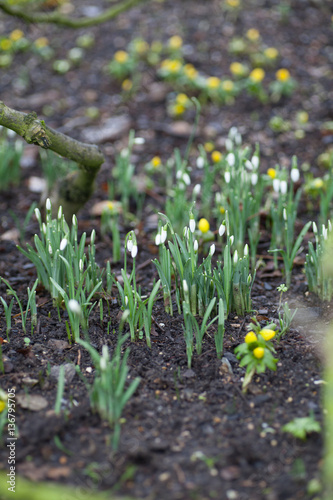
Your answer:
[0,1,333,499]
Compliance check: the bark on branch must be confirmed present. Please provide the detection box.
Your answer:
[0,0,148,28]
[0,101,105,220]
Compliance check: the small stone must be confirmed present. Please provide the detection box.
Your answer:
[50,363,76,384]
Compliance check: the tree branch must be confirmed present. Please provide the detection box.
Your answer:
[0,101,105,220]
[0,0,148,28]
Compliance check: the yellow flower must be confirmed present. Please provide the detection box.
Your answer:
[198,218,210,233]
[114,50,129,63]
[10,29,24,41]
[249,68,265,82]
[226,0,240,7]
[132,39,149,55]
[267,168,276,179]
[260,329,276,341]
[246,28,260,41]
[206,76,221,89]
[313,178,324,189]
[0,39,12,51]
[34,37,49,48]
[121,79,133,91]
[184,63,198,79]
[245,331,257,344]
[172,103,186,116]
[219,206,225,214]
[211,150,222,163]
[253,347,265,359]
[204,142,215,152]
[0,400,6,413]
[264,47,279,59]
[168,35,183,50]
[222,80,234,92]
[276,68,290,82]
[167,59,182,73]
[230,61,247,77]
[176,93,189,105]
[106,201,114,211]
[151,156,161,168]
[151,40,163,53]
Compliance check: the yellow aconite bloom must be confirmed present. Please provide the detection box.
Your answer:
[245,331,257,344]
[184,63,198,79]
[35,37,49,48]
[276,68,290,81]
[0,401,6,413]
[222,80,234,92]
[267,168,276,179]
[264,47,279,59]
[10,29,24,41]
[204,142,215,152]
[106,201,114,211]
[132,39,149,55]
[226,0,240,7]
[260,329,276,341]
[313,178,324,189]
[206,76,221,89]
[176,93,189,105]
[246,28,260,41]
[172,103,185,115]
[167,59,182,73]
[114,50,129,63]
[151,156,161,168]
[211,150,222,163]
[198,218,210,233]
[249,68,265,82]
[253,347,265,359]
[122,79,133,91]
[0,39,12,51]
[219,206,225,214]
[230,62,248,77]
[169,35,183,50]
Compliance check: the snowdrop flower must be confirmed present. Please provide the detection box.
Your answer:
[244,243,249,257]
[68,299,81,315]
[91,229,96,245]
[176,170,182,179]
[251,173,258,186]
[291,168,300,183]
[34,207,42,225]
[161,225,167,244]
[155,233,161,246]
[233,250,238,264]
[196,156,205,169]
[225,138,233,152]
[229,235,234,245]
[209,244,215,256]
[273,178,280,193]
[100,345,109,371]
[322,225,328,240]
[219,224,226,237]
[79,259,84,271]
[131,244,138,259]
[235,132,242,146]
[189,215,196,233]
[193,239,198,252]
[193,183,201,196]
[328,220,332,233]
[283,208,287,221]
[182,172,191,186]
[60,238,67,251]
[42,222,47,235]
[183,226,189,239]
[183,280,189,293]
[124,295,129,306]
[224,171,231,184]
[134,137,145,145]
[280,180,288,195]
[72,214,77,227]
[313,221,318,234]
[229,126,238,140]
[245,159,254,171]
[121,148,129,158]
[251,156,259,169]
[48,244,53,255]
[226,153,235,167]
[46,198,51,212]
[127,238,133,253]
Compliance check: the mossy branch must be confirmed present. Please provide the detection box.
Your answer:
[0,100,105,220]
[0,0,148,28]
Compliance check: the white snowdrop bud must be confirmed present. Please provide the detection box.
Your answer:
[34,208,41,225]
[219,224,226,237]
[131,245,138,259]
[60,238,68,251]
[280,180,288,195]
[79,259,84,271]
[251,156,259,169]
[328,220,332,233]
[210,244,215,256]
[161,226,167,244]
[244,244,249,257]
[48,244,53,255]
[235,133,242,146]
[229,126,238,139]
[57,206,63,220]
[245,160,253,171]
[182,173,191,186]
[90,229,96,245]
[196,156,205,169]
[46,198,51,212]
[224,171,231,184]
[193,183,201,196]
[273,178,280,193]
[313,222,318,234]
[229,235,234,245]
[225,138,233,151]
[134,137,145,144]
[176,170,182,179]
[72,214,77,227]
[193,239,199,252]
[68,299,81,315]
[121,148,129,158]
[283,208,287,221]
[183,226,189,239]
[155,233,161,246]
[124,296,129,306]
[189,216,196,233]
[183,280,189,293]
[251,173,258,186]
[226,153,235,167]
[233,250,238,264]
[42,222,47,235]
[291,168,300,183]
[127,238,133,252]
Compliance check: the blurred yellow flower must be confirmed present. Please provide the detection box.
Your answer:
[253,347,265,359]
[10,29,24,41]
[132,39,149,55]
[264,47,279,59]
[162,59,182,73]
[184,63,198,79]
[121,79,133,91]
[249,68,265,82]
[245,331,257,343]
[176,93,189,105]
[0,39,12,51]
[0,400,6,413]
[230,61,247,77]
[114,50,129,63]
[219,206,225,214]
[198,218,210,233]
[276,68,290,82]
[222,80,234,92]
[172,103,186,115]
[246,28,260,41]
[211,150,222,163]
[168,35,183,50]
[267,168,276,179]
[313,178,324,189]
[260,329,276,341]
[34,37,49,48]
[226,0,240,7]
[151,156,162,168]
[206,76,221,89]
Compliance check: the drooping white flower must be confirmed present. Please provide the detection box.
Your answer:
[225,138,233,152]
[226,153,235,167]
[196,156,205,169]
[60,238,68,251]
[245,160,254,171]
[244,243,249,257]
[34,208,42,225]
[189,216,196,233]
[209,244,215,256]
[193,183,201,196]
[233,250,238,264]
[57,206,63,220]
[280,180,288,195]
[182,173,191,186]
[224,171,231,184]
[131,245,138,259]
[193,239,199,252]
[251,156,260,169]
[161,226,167,244]
[219,224,226,237]
[251,173,258,186]
[127,238,133,252]
[134,137,145,144]
[68,299,81,315]
[155,233,161,246]
[46,198,51,212]
[72,214,77,227]
[273,178,280,193]
[183,279,189,293]
[229,235,234,245]
[291,168,300,183]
